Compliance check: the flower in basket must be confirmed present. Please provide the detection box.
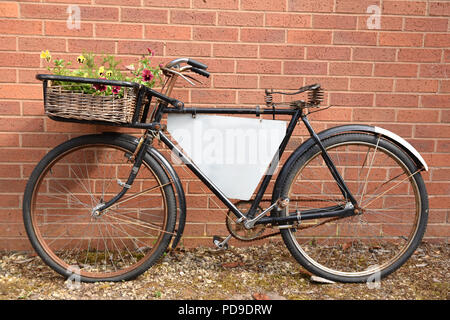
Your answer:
[40,48,162,98]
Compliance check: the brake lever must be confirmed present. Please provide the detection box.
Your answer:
[162,68,196,86]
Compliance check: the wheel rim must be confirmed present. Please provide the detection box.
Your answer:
[30,144,169,279]
[285,139,422,278]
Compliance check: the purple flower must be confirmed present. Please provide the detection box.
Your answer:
[147,48,154,56]
[142,69,153,82]
[112,86,121,94]
[93,78,107,92]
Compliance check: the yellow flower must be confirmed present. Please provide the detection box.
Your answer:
[40,50,51,62]
[106,70,113,77]
[83,73,88,78]
[77,55,86,64]
[98,66,105,76]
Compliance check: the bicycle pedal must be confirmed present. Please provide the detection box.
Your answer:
[212,235,229,250]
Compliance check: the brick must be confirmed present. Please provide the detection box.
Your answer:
[0,36,16,51]
[97,23,143,39]
[0,84,41,99]
[0,117,44,132]
[398,49,442,63]
[329,62,373,76]
[0,19,42,35]
[307,46,351,61]
[416,125,450,138]
[0,53,39,67]
[95,0,141,5]
[357,16,403,31]
[22,133,69,147]
[45,21,92,37]
[193,0,238,10]
[121,8,168,24]
[213,44,257,58]
[218,12,263,27]
[335,0,381,13]
[144,0,190,7]
[117,40,164,55]
[374,63,418,78]
[289,0,334,12]
[194,27,238,42]
[172,10,216,26]
[379,33,423,47]
[167,42,211,57]
[18,37,66,52]
[334,31,377,46]
[405,18,448,32]
[330,93,374,107]
[236,60,281,74]
[145,25,190,40]
[287,30,332,44]
[242,0,285,11]
[0,101,20,115]
[214,75,257,89]
[375,94,419,107]
[0,134,19,147]
[241,28,285,43]
[313,15,356,30]
[284,61,328,75]
[419,64,450,79]
[425,34,450,48]
[353,108,395,122]
[0,69,16,83]
[396,80,439,93]
[382,1,427,16]
[0,2,18,17]
[68,39,115,53]
[429,2,450,17]
[260,45,304,59]
[191,89,235,104]
[353,48,396,62]
[397,109,439,123]
[422,95,450,108]
[259,75,304,89]
[266,13,311,28]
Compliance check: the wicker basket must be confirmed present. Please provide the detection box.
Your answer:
[44,83,143,124]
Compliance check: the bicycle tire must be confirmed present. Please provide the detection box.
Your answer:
[23,134,177,282]
[277,133,428,283]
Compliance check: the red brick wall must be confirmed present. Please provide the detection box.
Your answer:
[0,0,448,249]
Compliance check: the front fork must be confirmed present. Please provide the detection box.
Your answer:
[92,131,152,216]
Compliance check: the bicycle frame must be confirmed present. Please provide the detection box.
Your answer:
[154,105,358,226]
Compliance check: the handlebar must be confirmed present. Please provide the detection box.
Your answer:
[164,57,209,78]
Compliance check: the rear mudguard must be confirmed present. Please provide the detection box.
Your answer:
[103,132,186,250]
[271,124,428,204]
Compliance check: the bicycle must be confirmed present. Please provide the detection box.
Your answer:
[24,57,429,283]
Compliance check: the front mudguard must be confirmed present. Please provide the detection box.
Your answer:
[271,124,428,204]
[103,132,186,250]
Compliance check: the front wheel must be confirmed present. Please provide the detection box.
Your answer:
[278,133,428,283]
[23,134,177,282]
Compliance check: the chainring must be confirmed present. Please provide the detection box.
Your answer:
[226,200,266,241]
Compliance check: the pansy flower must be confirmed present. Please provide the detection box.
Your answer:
[77,55,86,64]
[40,50,51,62]
[106,70,113,77]
[147,48,154,56]
[142,69,153,82]
[98,66,105,77]
[93,78,107,92]
[112,86,121,94]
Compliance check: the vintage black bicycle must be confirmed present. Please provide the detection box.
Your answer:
[24,57,429,283]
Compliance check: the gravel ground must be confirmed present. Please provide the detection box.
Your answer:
[0,241,448,300]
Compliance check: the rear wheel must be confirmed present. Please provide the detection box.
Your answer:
[278,133,428,283]
[23,134,177,282]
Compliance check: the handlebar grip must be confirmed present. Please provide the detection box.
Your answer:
[191,67,210,78]
[187,59,208,70]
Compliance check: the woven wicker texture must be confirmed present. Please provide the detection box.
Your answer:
[45,84,140,124]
